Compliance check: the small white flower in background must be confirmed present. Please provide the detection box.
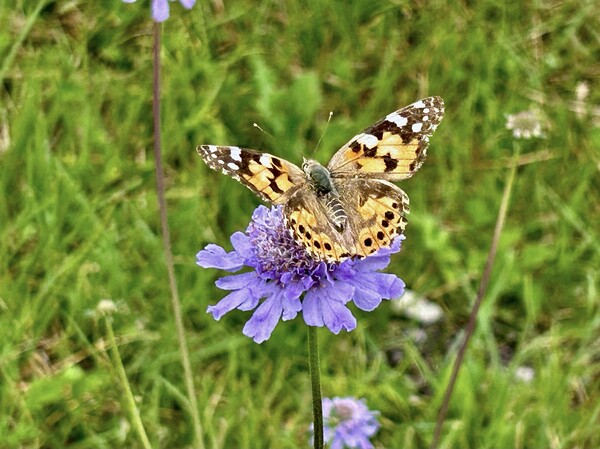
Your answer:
[391,290,443,324]
[96,299,118,316]
[573,81,600,127]
[575,81,589,103]
[505,109,544,139]
[515,366,535,383]
[505,109,545,139]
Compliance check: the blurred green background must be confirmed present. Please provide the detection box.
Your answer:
[1,0,599,448]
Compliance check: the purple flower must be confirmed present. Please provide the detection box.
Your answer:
[197,205,405,343]
[122,0,196,23]
[318,397,380,449]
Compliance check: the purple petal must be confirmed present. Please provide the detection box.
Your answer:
[178,0,196,8]
[351,273,405,311]
[281,293,302,321]
[303,285,357,333]
[282,280,306,300]
[330,440,344,449]
[230,231,254,259]
[302,291,324,327]
[243,292,285,343]
[215,272,259,290]
[151,0,169,22]
[206,288,257,320]
[323,281,355,305]
[196,244,245,272]
[319,295,357,334]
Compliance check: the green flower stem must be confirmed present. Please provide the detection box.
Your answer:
[152,23,204,449]
[105,317,152,449]
[308,326,324,449]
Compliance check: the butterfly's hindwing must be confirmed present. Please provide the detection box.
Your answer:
[327,96,444,181]
[284,190,354,261]
[337,179,409,258]
[197,145,305,204]
[283,178,409,261]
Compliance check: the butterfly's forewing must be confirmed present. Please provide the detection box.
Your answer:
[327,96,444,181]
[197,145,306,205]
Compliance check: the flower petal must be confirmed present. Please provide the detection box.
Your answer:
[206,288,257,320]
[215,272,259,290]
[303,285,357,333]
[151,0,169,21]
[302,290,324,327]
[230,231,254,259]
[352,272,405,311]
[319,295,357,334]
[178,0,196,8]
[243,291,284,343]
[196,244,245,272]
[281,292,302,321]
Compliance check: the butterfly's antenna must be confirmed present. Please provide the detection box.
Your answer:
[311,111,334,156]
[253,122,274,140]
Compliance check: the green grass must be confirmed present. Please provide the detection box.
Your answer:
[1,0,599,448]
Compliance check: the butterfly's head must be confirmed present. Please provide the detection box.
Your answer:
[301,157,311,171]
[302,158,322,177]
[302,158,334,194]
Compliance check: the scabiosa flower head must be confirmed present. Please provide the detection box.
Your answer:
[123,0,196,23]
[318,397,380,449]
[505,109,545,139]
[197,205,405,343]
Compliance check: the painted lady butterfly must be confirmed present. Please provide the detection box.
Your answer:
[198,96,444,262]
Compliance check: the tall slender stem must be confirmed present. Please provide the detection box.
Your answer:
[105,317,153,449]
[430,150,519,449]
[152,23,204,449]
[308,326,324,449]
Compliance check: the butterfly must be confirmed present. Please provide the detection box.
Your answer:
[198,96,444,262]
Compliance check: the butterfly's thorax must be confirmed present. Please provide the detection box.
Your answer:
[303,159,348,232]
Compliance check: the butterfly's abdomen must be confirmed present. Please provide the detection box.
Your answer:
[324,194,348,232]
[303,159,348,232]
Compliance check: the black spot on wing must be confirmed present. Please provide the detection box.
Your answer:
[363,146,377,157]
[383,155,398,172]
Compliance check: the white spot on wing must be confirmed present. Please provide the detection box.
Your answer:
[412,100,426,108]
[227,162,240,171]
[230,146,242,162]
[259,154,272,166]
[412,122,423,132]
[386,113,408,127]
[208,145,218,153]
[356,133,379,149]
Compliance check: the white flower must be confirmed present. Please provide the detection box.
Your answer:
[505,109,545,139]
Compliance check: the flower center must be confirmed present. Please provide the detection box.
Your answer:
[247,206,323,282]
[331,399,358,421]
